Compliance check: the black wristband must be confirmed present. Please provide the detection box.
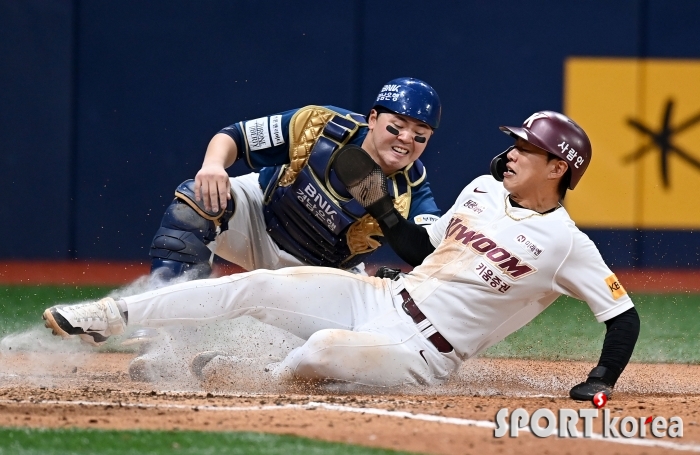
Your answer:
[366,196,400,228]
[377,209,435,267]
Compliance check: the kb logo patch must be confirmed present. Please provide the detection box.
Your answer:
[604,274,627,300]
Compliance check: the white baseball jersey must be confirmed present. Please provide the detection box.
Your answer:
[122,174,632,388]
[403,175,634,360]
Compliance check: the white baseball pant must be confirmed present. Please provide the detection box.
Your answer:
[207,172,305,271]
[207,172,366,275]
[122,267,460,387]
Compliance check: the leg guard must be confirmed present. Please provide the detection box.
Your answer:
[149,179,234,280]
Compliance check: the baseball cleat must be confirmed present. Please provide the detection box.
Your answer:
[42,297,126,347]
[569,380,613,401]
[190,351,227,380]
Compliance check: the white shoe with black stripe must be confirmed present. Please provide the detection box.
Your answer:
[42,297,126,347]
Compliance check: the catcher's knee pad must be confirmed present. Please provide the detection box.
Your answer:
[150,258,212,281]
[173,179,235,230]
[149,179,235,279]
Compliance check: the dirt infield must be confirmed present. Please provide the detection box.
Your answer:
[1,351,699,454]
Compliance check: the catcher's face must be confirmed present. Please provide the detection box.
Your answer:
[362,110,432,175]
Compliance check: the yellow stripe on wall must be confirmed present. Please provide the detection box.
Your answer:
[564,58,700,229]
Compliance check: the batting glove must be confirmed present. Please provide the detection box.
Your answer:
[374,266,404,281]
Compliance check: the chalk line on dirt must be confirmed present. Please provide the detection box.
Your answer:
[1,398,698,452]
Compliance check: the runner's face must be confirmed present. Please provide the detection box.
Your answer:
[502,139,553,195]
[363,111,432,174]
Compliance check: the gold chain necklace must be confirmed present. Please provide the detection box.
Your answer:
[503,195,560,221]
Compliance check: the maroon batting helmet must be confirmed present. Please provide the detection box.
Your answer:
[491,111,592,189]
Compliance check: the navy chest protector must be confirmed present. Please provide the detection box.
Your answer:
[262,106,423,268]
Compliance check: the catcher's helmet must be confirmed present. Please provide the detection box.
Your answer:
[491,111,592,189]
[373,77,441,129]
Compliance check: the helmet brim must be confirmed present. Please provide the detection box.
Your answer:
[500,125,533,145]
[499,125,552,155]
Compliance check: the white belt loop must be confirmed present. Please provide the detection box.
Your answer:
[421,325,438,338]
[415,319,432,332]
[390,277,407,306]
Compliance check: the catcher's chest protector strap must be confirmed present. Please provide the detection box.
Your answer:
[278,106,366,187]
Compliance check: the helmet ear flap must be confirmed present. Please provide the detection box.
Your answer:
[490,146,513,182]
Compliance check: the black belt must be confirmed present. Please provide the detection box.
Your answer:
[400,290,453,353]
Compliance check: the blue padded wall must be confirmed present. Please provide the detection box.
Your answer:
[2,0,698,267]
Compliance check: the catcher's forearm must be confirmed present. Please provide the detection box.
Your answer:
[204,133,239,169]
[377,209,435,267]
[596,307,640,386]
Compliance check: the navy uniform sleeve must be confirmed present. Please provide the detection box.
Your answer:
[218,108,299,169]
[218,105,365,171]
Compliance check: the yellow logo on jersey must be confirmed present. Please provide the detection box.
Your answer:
[605,274,627,300]
[564,58,700,229]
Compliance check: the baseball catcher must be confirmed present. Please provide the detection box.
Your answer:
[149,77,442,279]
[124,78,444,378]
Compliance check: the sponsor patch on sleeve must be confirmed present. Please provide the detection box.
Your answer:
[605,274,627,300]
[269,115,284,146]
[244,117,272,151]
[413,214,439,225]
